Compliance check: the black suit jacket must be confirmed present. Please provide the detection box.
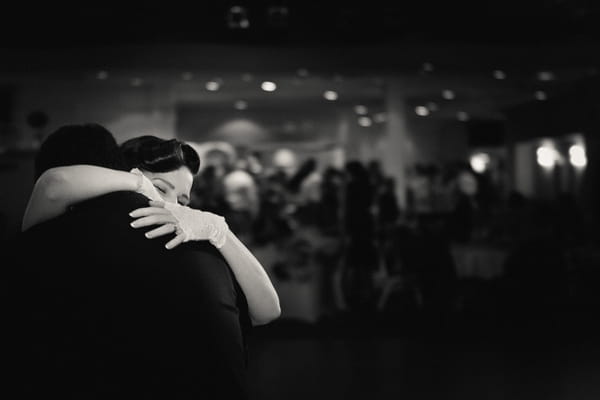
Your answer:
[4,192,250,399]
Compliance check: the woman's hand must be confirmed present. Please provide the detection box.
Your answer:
[131,168,163,201]
[162,201,229,249]
[129,200,229,249]
[129,200,186,249]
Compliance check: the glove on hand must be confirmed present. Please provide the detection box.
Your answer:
[131,168,162,201]
[163,202,229,248]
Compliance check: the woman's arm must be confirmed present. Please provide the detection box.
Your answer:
[130,202,281,326]
[22,165,143,231]
[218,230,281,326]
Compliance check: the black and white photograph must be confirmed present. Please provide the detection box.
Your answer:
[1,1,600,399]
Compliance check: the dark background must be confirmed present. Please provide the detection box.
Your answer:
[2,2,600,399]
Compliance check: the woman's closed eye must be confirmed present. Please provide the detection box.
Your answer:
[154,185,167,194]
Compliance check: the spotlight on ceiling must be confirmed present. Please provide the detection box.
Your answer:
[415,106,430,116]
[234,100,248,110]
[457,111,469,121]
[569,144,587,168]
[358,116,373,127]
[297,68,309,78]
[442,89,455,100]
[261,81,277,92]
[493,70,506,80]
[537,71,555,81]
[227,6,250,29]
[206,81,221,91]
[323,90,338,101]
[470,153,491,173]
[267,6,289,28]
[534,90,547,101]
[354,105,368,115]
[422,62,434,72]
[537,145,558,168]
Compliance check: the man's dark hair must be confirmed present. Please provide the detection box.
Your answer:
[34,124,125,180]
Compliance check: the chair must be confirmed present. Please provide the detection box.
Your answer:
[373,242,422,311]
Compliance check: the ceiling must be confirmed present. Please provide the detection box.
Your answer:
[0,46,595,124]
[1,1,598,125]
[1,1,600,47]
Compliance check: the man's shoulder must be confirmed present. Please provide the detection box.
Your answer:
[69,194,229,264]
[72,191,149,215]
[177,240,227,263]
[51,192,150,243]
[20,192,147,240]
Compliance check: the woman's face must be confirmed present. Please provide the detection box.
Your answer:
[143,167,194,205]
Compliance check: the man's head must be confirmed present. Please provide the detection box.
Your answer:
[34,124,124,180]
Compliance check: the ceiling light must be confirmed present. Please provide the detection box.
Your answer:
[206,81,220,91]
[470,153,491,173]
[493,70,506,80]
[537,71,555,81]
[373,113,387,123]
[442,89,455,100]
[234,100,248,110]
[297,68,309,78]
[358,117,373,127]
[354,105,368,115]
[534,90,547,101]
[227,6,250,29]
[323,90,338,101]
[537,145,558,168]
[261,81,277,92]
[415,106,430,116]
[569,144,587,168]
[457,111,469,121]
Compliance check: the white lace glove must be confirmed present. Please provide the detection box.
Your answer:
[131,168,162,201]
[163,202,229,248]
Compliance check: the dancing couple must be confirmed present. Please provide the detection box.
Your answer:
[6,123,279,399]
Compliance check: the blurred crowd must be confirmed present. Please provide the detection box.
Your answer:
[189,145,600,327]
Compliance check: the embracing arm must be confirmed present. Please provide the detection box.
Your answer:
[218,230,281,326]
[22,165,143,231]
[130,201,281,326]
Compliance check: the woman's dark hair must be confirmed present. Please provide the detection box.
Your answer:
[119,136,200,175]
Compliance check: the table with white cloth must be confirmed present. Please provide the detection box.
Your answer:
[450,244,508,280]
[251,229,341,323]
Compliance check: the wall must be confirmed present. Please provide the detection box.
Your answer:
[13,79,176,146]
[0,72,470,236]
[0,152,35,239]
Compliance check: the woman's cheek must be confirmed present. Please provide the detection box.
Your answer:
[164,194,178,204]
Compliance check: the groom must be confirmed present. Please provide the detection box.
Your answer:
[5,124,250,399]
